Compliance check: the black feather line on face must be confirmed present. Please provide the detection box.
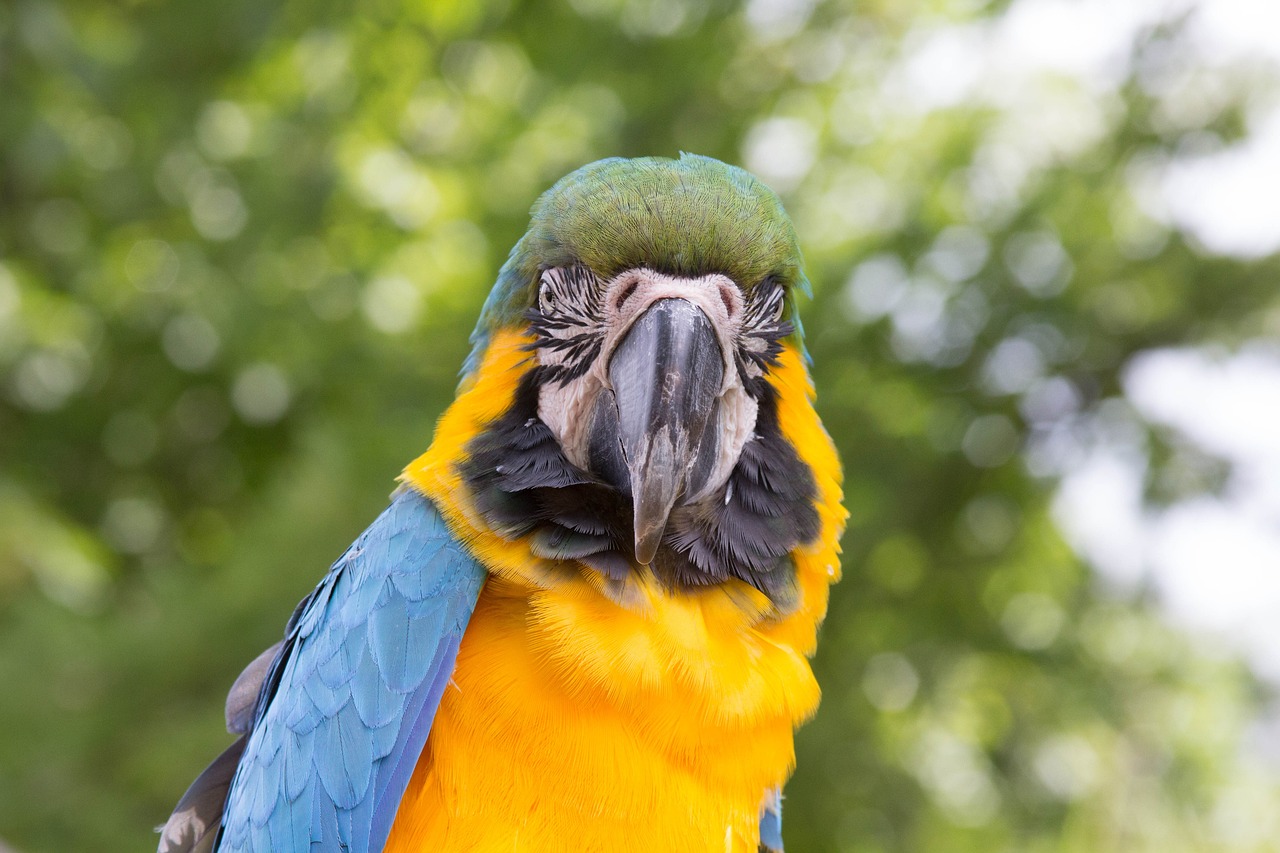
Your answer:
[458,363,819,606]
[524,264,605,387]
[735,276,792,376]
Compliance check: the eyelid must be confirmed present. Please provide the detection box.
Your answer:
[538,275,554,313]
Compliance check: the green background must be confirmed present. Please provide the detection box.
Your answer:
[2,0,1278,850]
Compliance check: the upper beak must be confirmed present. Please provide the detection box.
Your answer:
[601,298,724,565]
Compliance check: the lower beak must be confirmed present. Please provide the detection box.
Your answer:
[600,298,724,565]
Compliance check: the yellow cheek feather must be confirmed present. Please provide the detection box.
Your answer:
[391,329,846,851]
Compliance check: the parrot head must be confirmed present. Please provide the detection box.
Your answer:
[409,154,839,609]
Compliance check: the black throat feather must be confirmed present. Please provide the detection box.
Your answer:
[458,368,819,610]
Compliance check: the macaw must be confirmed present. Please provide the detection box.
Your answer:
[159,153,845,853]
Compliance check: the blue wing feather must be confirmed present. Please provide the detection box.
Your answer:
[758,787,785,852]
[216,489,485,852]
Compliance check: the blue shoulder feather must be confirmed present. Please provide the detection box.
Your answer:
[216,489,485,852]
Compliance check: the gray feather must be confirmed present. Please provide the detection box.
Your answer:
[156,735,246,853]
[226,641,283,734]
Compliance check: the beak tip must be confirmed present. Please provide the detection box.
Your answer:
[634,529,662,566]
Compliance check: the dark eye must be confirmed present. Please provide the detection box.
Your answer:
[770,291,785,323]
[538,278,555,314]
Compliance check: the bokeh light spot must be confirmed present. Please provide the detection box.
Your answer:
[231,363,291,425]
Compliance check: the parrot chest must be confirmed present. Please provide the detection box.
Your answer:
[384,577,819,852]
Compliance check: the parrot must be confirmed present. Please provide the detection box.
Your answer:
[158,153,845,853]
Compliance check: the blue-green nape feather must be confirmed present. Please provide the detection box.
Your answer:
[463,153,810,380]
[206,490,485,853]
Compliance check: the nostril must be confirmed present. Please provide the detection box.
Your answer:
[717,283,737,318]
[615,280,639,312]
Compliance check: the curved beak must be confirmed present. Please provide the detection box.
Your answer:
[602,298,724,565]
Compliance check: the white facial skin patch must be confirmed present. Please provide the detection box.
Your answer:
[535,267,762,506]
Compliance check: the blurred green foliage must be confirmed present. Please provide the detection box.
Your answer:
[2,0,1279,850]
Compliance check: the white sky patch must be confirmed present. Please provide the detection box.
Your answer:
[1187,0,1280,60]
[884,0,1174,114]
[885,0,1280,256]
[1147,1,1280,255]
[1053,450,1148,590]
[1056,346,1280,682]
[1126,346,1280,480]
[1162,107,1280,257]
[1150,499,1280,681]
[989,0,1173,91]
